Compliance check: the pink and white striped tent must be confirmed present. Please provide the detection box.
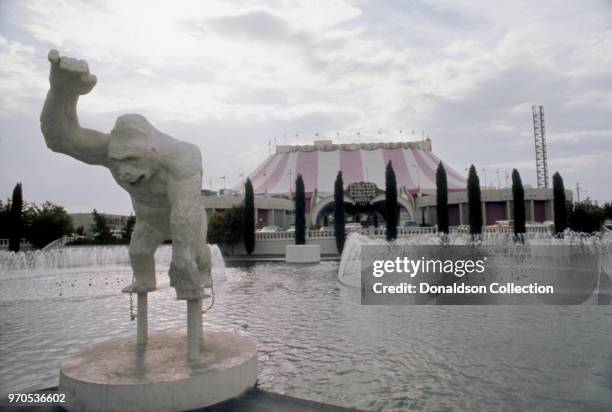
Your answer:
[235,141,466,195]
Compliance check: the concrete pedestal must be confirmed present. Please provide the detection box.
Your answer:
[285,244,321,263]
[59,331,257,412]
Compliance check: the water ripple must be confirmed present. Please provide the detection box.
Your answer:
[1,261,612,410]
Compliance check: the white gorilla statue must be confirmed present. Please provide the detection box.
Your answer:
[40,50,211,301]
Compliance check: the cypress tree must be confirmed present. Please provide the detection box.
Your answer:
[385,161,398,241]
[467,165,482,235]
[512,169,526,237]
[295,174,306,245]
[8,183,23,252]
[334,171,346,253]
[243,178,255,255]
[552,172,567,234]
[436,162,449,234]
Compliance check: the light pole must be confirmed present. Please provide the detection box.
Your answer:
[481,168,487,188]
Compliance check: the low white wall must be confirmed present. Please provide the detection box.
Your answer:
[223,236,338,256]
[221,225,553,257]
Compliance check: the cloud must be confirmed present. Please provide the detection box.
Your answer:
[0,0,611,212]
[0,36,47,114]
[203,10,292,40]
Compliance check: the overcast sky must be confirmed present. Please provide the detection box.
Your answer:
[1,0,611,214]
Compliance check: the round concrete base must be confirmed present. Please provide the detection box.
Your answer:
[59,331,257,412]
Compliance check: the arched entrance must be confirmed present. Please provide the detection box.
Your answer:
[313,198,386,228]
[310,183,416,228]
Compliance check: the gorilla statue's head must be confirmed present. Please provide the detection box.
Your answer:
[108,114,160,186]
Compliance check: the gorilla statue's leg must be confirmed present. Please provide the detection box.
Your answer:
[122,220,166,294]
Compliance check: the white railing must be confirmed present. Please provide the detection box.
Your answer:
[254,231,297,240]
[254,224,554,241]
[42,235,78,251]
[307,230,337,239]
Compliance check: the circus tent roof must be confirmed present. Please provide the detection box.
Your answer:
[234,140,466,195]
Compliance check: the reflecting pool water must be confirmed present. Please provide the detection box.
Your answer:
[1,246,611,411]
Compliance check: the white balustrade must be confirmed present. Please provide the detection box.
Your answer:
[254,224,553,242]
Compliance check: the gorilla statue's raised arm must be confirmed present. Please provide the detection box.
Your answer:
[40,50,211,301]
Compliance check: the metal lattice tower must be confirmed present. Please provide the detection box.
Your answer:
[532,105,549,188]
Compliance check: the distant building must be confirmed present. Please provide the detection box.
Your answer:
[201,191,294,228]
[70,213,129,237]
[418,187,573,227]
[227,138,465,227]
[207,138,570,228]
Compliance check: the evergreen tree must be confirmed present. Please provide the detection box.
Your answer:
[511,169,526,237]
[552,172,568,234]
[206,212,225,245]
[467,165,483,235]
[25,201,73,248]
[603,202,612,219]
[385,161,398,241]
[8,183,23,252]
[295,174,306,245]
[0,200,10,239]
[436,163,449,234]
[243,178,255,255]
[223,205,244,254]
[568,199,606,233]
[334,171,346,253]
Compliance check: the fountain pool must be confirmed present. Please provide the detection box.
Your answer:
[1,242,612,411]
